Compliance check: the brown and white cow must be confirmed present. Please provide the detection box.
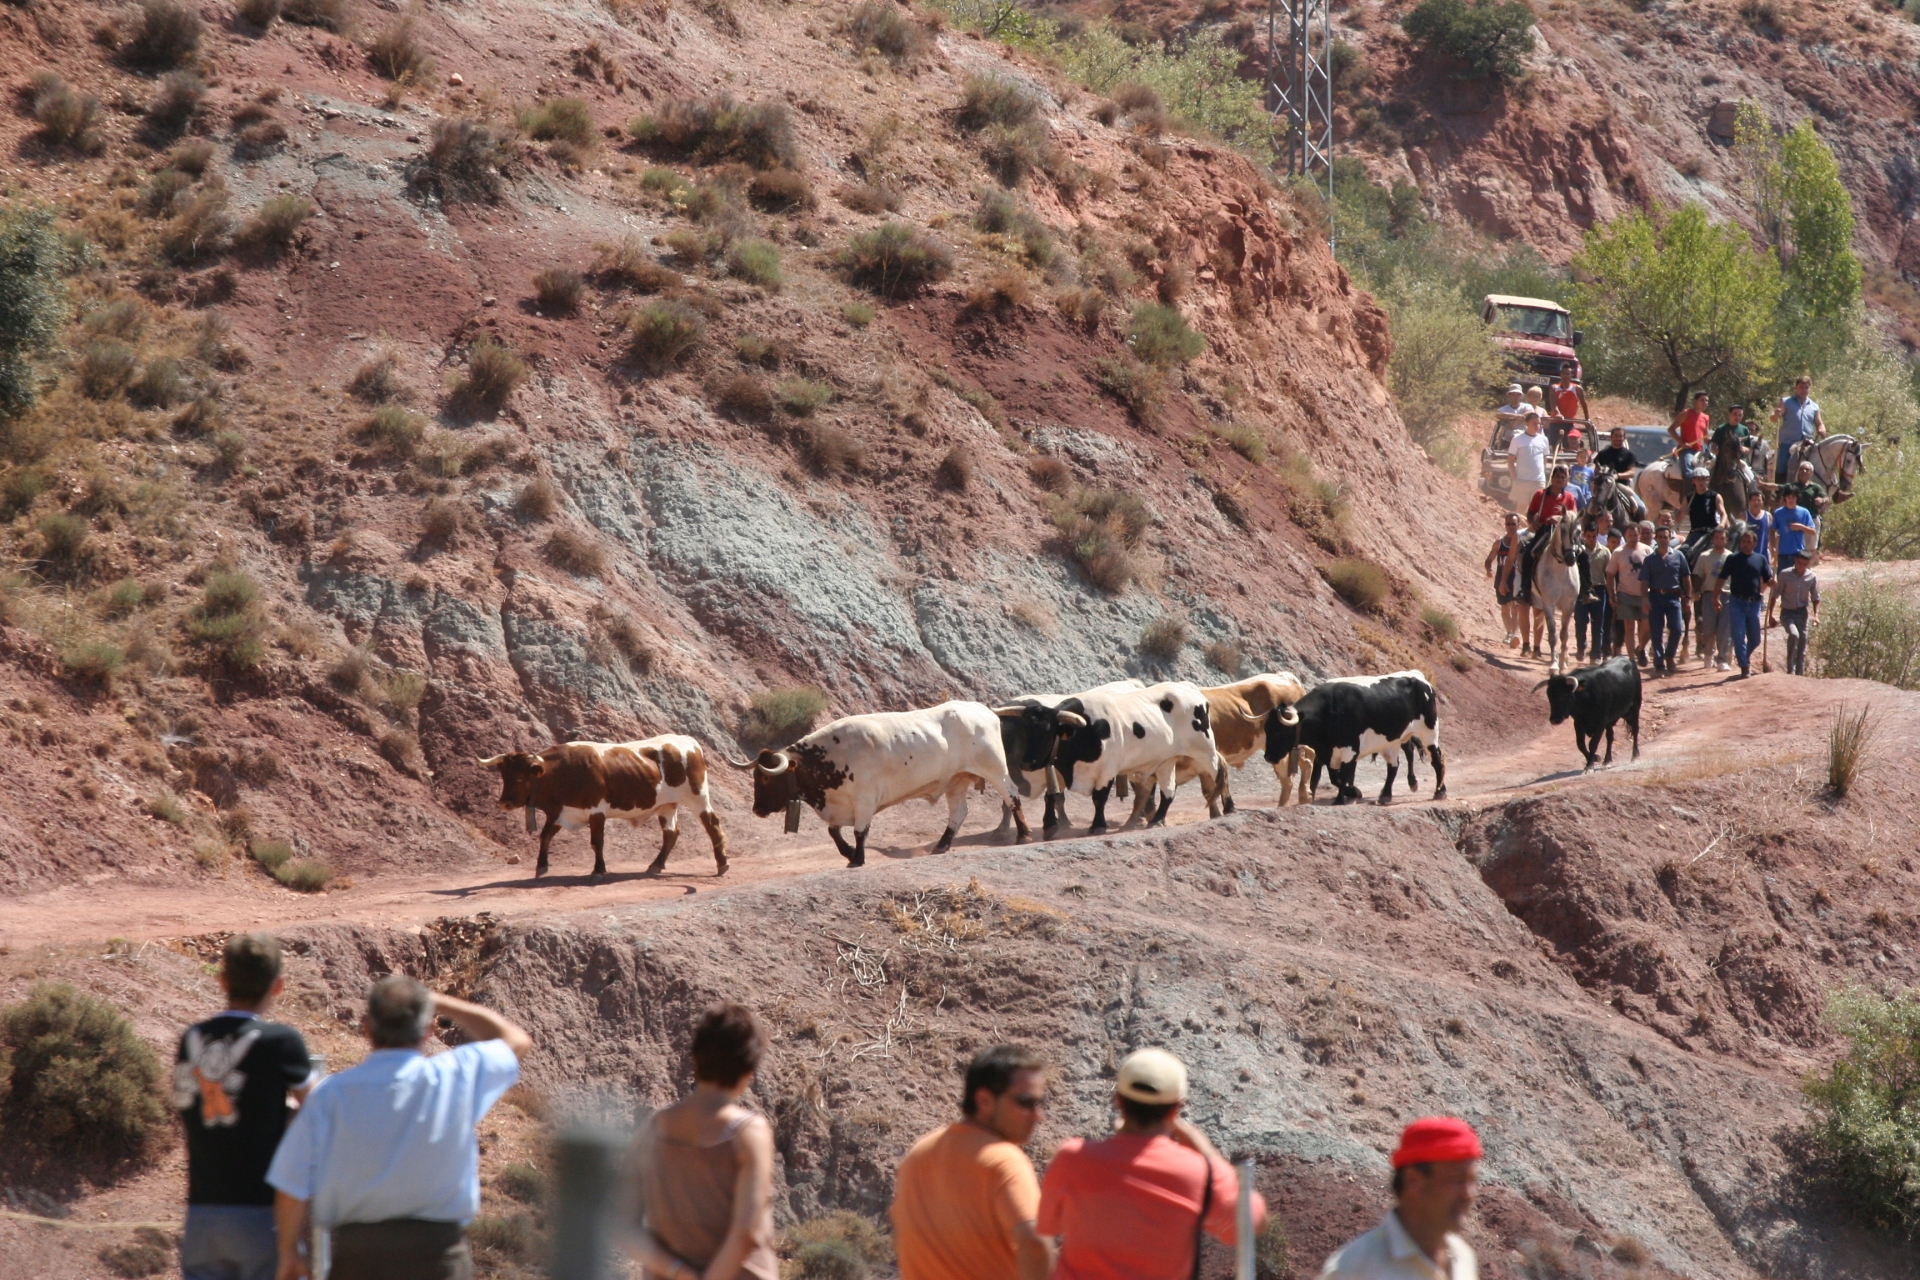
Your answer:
[477,734,727,878]
[1165,674,1316,814]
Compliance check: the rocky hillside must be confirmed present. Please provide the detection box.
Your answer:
[0,0,1534,893]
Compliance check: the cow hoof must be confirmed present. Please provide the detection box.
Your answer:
[714,858,729,877]
[1088,822,1107,835]
[534,862,548,878]
[1221,798,1237,816]
[934,830,956,852]
[846,854,865,869]
[1432,786,1449,800]
[643,860,668,876]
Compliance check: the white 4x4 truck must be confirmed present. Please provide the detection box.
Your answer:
[1483,294,1582,387]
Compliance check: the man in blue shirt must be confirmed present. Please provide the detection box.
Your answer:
[1637,525,1691,676]
[1773,495,1816,565]
[1718,527,1773,678]
[1771,375,1824,484]
[268,977,532,1280]
[1741,491,1774,570]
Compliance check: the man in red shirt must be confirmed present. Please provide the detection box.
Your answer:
[1516,465,1580,604]
[1669,391,1710,479]
[1037,1049,1265,1280]
[1547,366,1588,450]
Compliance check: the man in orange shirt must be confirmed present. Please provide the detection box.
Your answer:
[892,1046,1053,1280]
[1037,1048,1266,1280]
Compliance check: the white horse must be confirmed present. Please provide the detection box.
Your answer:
[1633,456,1690,528]
[1522,510,1584,674]
[1786,434,1866,500]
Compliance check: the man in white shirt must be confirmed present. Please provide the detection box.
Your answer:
[1507,413,1550,517]
[1320,1117,1481,1279]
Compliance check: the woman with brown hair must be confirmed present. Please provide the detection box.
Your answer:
[630,1004,778,1280]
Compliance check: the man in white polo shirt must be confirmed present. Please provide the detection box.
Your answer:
[1320,1116,1482,1279]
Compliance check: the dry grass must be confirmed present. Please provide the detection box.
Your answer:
[837,182,902,214]
[237,194,313,252]
[715,372,774,422]
[1139,617,1187,663]
[626,300,707,373]
[368,15,435,81]
[237,0,283,27]
[533,267,583,312]
[159,187,233,265]
[420,118,515,204]
[348,350,406,402]
[742,686,827,750]
[450,336,524,417]
[1203,639,1242,675]
[777,379,834,417]
[840,222,953,297]
[356,405,425,457]
[1048,487,1152,593]
[121,0,204,69]
[1828,704,1876,798]
[282,0,351,29]
[1321,558,1389,613]
[1028,455,1071,493]
[846,0,930,65]
[1421,605,1461,643]
[726,239,783,289]
[629,96,799,170]
[935,444,974,491]
[748,167,813,212]
[543,528,606,578]
[521,98,596,147]
[30,72,103,154]
[801,424,866,476]
[595,236,682,292]
[514,477,559,519]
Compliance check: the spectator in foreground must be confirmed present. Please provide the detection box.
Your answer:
[1638,524,1690,678]
[267,977,531,1280]
[1692,526,1732,673]
[1769,551,1821,677]
[1575,514,1610,662]
[1772,374,1825,485]
[175,933,315,1280]
[893,1045,1052,1280]
[1037,1048,1265,1280]
[630,1003,778,1280]
[1606,521,1650,666]
[1485,513,1524,649]
[1319,1116,1482,1279]
[1719,527,1773,679]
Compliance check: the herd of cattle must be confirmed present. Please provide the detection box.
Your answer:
[476,670,1450,877]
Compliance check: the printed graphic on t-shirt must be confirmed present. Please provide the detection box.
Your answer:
[174,1026,265,1126]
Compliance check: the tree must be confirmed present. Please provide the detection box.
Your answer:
[1779,119,1861,319]
[1570,204,1782,411]
[1400,0,1537,83]
[1379,279,1506,472]
[0,205,68,420]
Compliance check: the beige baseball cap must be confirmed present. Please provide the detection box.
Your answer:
[1116,1048,1188,1103]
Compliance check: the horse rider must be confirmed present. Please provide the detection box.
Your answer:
[1517,465,1580,602]
[1772,374,1825,486]
[1712,403,1754,466]
[1669,391,1711,480]
[1594,425,1638,481]
[1682,468,1725,562]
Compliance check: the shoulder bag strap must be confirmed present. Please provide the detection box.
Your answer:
[1192,1157,1213,1280]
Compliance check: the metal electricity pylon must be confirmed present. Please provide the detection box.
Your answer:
[1268,0,1333,203]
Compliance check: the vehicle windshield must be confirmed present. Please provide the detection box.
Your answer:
[1621,429,1669,466]
[1493,305,1572,342]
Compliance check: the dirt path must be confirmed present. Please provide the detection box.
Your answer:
[8,644,1907,951]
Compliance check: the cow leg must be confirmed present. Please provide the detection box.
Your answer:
[1296,747,1315,805]
[1042,790,1061,838]
[1378,756,1399,806]
[986,774,1029,843]
[1217,762,1235,816]
[699,810,728,875]
[645,814,680,875]
[1123,777,1154,826]
[588,813,608,878]
[536,812,561,877]
[1402,741,1419,793]
[935,778,973,852]
[1601,723,1615,768]
[827,826,860,865]
[1627,708,1641,761]
[850,827,868,869]
[1428,746,1447,799]
[1089,783,1112,833]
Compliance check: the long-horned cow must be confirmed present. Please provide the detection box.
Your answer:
[1265,671,1446,805]
[727,700,1028,867]
[477,735,727,877]
[1052,681,1222,831]
[1168,673,1315,814]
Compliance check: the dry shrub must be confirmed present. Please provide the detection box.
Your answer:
[1203,639,1242,675]
[936,444,973,491]
[742,686,827,750]
[777,378,834,416]
[146,72,205,136]
[974,190,1053,265]
[30,72,103,153]
[1321,557,1388,612]
[1028,455,1072,493]
[957,73,1039,130]
[749,167,813,211]
[514,477,559,519]
[159,187,232,265]
[802,424,865,475]
[99,1228,172,1278]
[234,118,290,157]
[715,372,774,422]
[420,118,514,203]
[626,299,707,373]
[1048,487,1152,593]
[533,266,584,312]
[846,0,929,65]
[281,0,351,30]
[1420,605,1460,643]
[544,528,606,577]
[421,496,465,544]
[1055,287,1106,331]
[238,194,313,252]
[496,1160,549,1206]
[840,221,952,297]
[779,1211,894,1280]
[237,0,284,28]
[726,238,782,289]
[837,182,902,214]
[629,96,798,170]
[1157,258,1192,304]
[129,356,185,409]
[521,97,595,146]
[64,641,127,688]
[357,405,424,457]
[595,236,681,292]
[1211,422,1266,462]
[451,336,525,417]
[592,605,656,673]
[349,350,406,402]
[735,333,785,368]
[1094,354,1162,422]
[1139,617,1187,663]
[1113,81,1167,132]
[1828,704,1875,798]
[275,859,334,892]
[0,985,166,1174]
[470,1213,541,1265]
[843,302,875,327]
[981,122,1051,187]
[368,15,435,81]
[965,270,1030,315]
[80,341,139,399]
[121,0,204,69]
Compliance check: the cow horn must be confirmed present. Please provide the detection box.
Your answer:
[1056,711,1087,728]
[991,706,1028,718]
[1278,706,1299,726]
[1530,679,1551,694]
[476,754,507,768]
[760,751,791,776]
[723,754,757,771]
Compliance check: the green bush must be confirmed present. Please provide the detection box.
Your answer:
[629,96,798,170]
[104,578,148,617]
[521,97,596,146]
[1321,558,1389,612]
[0,984,167,1171]
[1128,304,1204,366]
[0,206,70,419]
[726,238,783,289]
[626,300,707,373]
[1378,278,1505,466]
[742,686,828,750]
[1813,580,1920,690]
[1801,987,1920,1231]
[1826,445,1920,561]
[840,222,953,297]
[1094,354,1163,422]
[1400,0,1537,82]
[189,572,266,672]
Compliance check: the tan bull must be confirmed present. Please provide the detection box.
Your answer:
[1171,673,1315,814]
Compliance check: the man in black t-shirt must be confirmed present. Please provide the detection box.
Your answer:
[174,933,314,1280]
[1594,426,1639,478]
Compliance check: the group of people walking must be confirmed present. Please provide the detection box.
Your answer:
[1489,376,1833,680]
[174,934,1487,1280]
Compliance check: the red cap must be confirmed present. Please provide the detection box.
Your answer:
[1391,1117,1483,1168]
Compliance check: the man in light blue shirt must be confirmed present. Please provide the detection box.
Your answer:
[1771,375,1824,484]
[268,977,531,1280]
[1773,497,1816,564]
